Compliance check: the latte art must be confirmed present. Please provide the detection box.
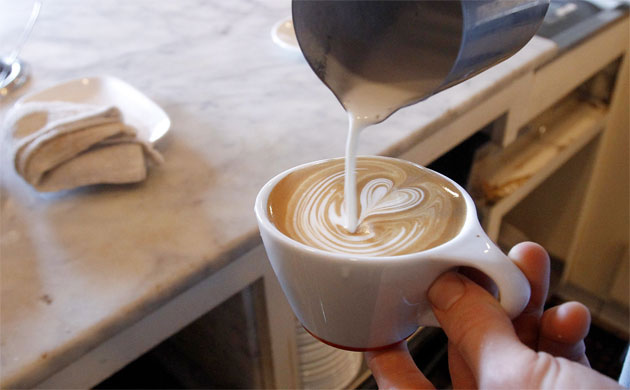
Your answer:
[268,157,466,256]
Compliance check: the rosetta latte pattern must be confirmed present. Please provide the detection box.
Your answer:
[279,158,462,256]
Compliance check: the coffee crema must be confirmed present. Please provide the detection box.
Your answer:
[268,157,466,257]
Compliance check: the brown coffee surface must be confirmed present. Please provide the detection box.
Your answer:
[268,157,466,256]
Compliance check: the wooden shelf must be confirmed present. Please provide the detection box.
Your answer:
[470,95,608,240]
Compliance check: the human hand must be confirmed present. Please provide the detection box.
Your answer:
[365,242,623,389]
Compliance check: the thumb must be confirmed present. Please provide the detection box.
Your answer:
[428,271,531,387]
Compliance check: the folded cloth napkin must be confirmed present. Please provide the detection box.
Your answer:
[3,101,163,192]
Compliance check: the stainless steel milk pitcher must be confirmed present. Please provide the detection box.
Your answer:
[292,0,550,122]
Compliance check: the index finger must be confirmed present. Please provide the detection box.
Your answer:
[364,341,435,390]
[508,242,550,349]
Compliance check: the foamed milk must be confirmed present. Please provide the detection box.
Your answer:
[267,157,465,257]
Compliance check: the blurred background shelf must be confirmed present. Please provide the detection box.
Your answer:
[471,92,608,241]
[467,49,628,339]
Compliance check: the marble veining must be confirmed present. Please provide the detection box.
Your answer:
[0,0,557,387]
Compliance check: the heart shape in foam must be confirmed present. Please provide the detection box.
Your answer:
[358,178,425,224]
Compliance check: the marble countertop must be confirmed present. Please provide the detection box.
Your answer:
[0,1,558,387]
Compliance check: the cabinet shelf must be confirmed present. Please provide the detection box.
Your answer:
[470,95,608,240]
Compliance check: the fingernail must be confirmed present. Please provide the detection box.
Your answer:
[428,272,466,311]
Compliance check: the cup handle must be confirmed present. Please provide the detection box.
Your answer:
[423,230,531,326]
[448,232,531,320]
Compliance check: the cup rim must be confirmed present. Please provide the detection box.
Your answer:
[254,155,480,263]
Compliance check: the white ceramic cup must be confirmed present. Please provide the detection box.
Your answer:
[255,157,530,351]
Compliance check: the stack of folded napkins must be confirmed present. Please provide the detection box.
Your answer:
[3,101,163,192]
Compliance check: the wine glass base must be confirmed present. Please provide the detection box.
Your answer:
[1,58,30,97]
